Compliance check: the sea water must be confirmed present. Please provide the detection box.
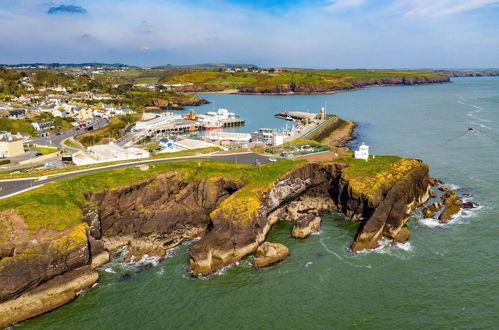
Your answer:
[20,77,499,329]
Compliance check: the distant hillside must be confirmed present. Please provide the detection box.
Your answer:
[2,63,133,68]
[153,63,258,70]
[434,69,499,77]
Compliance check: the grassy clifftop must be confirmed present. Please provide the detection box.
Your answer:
[161,69,449,93]
[338,155,425,202]
[0,159,303,232]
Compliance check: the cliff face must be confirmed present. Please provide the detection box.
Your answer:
[189,159,430,275]
[238,76,450,94]
[86,172,243,238]
[189,163,341,276]
[0,157,431,326]
[0,222,90,303]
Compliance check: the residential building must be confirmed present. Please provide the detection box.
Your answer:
[31,120,55,131]
[8,109,26,119]
[0,132,25,158]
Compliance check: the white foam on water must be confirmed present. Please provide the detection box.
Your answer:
[470,121,492,130]
[311,229,322,236]
[76,282,98,296]
[134,254,161,268]
[104,267,116,274]
[319,238,372,269]
[305,262,313,268]
[395,241,413,252]
[353,239,414,259]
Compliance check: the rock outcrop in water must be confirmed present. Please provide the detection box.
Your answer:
[0,155,431,327]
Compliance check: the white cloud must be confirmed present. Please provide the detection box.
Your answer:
[0,0,498,67]
[326,0,367,12]
[398,0,499,18]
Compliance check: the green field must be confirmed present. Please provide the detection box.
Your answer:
[0,159,303,231]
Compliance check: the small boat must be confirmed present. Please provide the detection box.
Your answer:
[205,122,224,130]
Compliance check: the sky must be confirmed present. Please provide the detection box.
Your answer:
[0,0,498,68]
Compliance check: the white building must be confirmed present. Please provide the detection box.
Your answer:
[72,143,149,166]
[354,143,369,161]
[134,112,182,131]
[0,132,25,158]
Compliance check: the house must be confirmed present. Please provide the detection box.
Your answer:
[354,143,369,161]
[0,132,25,158]
[51,107,67,118]
[31,120,55,131]
[8,109,26,119]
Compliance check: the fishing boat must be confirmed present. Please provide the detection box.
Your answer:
[205,121,224,130]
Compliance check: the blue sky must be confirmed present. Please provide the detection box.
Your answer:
[0,0,498,68]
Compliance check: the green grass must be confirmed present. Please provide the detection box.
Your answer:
[134,77,159,84]
[0,117,35,135]
[0,147,220,179]
[159,68,448,93]
[76,114,140,147]
[63,139,77,148]
[34,146,59,155]
[0,158,303,232]
[338,155,402,177]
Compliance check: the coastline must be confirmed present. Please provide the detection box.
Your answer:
[184,79,451,96]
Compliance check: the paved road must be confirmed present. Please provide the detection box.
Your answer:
[30,118,108,152]
[0,152,276,198]
[0,118,110,171]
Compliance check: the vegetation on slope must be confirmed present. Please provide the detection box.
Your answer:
[76,114,139,147]
[338,155,424,201]
[0,159,303,232]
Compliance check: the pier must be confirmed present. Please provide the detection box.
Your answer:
[275,111,318,121]
[222,118,245,127]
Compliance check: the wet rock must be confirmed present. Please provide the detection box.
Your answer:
[442,190,461,206]
[428,202,443,212]
[429,178,444,186]
[292,214,321,239]
[252,242,290,268]
[458,201,478,209]
[119,273,132,281]
[392,227,410,245]
[422,207,434,219]
[438,205,461,223]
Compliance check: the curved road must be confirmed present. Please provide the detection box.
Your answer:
[0,152,275,198]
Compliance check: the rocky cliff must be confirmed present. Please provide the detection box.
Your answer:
[0,156,431,326]
[238,76,450,94]
[189,158,430,274]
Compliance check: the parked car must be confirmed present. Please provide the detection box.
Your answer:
[34,152,42,157]
[254,159,261,165]
[268,157,277,162]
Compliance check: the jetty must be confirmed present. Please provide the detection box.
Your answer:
[275,111,318,121]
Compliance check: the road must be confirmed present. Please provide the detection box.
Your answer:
[0,152,276,198]
[30,117,109,152]
[0,118,110,171]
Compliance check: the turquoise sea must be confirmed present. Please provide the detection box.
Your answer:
[19,77,499,329]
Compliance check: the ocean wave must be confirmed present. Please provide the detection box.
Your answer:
[319,238,372,268]
[470,121,493,130]
[198,263,237,279]
[354,239,413,257]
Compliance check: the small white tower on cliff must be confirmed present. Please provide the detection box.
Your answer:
[354,143,369,161]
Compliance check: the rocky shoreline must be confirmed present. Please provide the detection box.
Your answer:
[184,77,450,96]
[0,115,475,327]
